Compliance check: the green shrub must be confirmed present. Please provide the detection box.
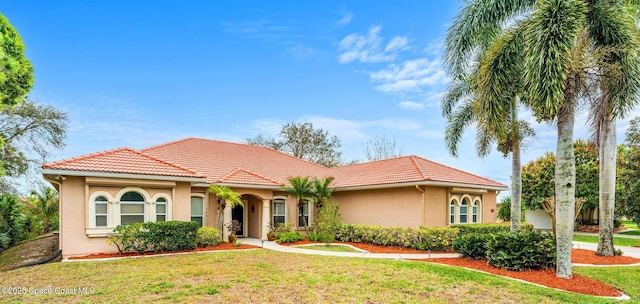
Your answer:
[335,224,459,251]
[316,200,341,245]
[196,226,222,247]
[414,227,459,251]
[485,230,556,271]
[450,222,534,236]
[453,234,490,259]
[106,221,199,253]
[307,232,325,242]
[614,219,624,228]
[277,231,303,243]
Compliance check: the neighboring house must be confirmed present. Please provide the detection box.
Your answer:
[42,137,508,258]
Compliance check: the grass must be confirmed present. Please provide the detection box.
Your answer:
[575,266,640,300]
[624,221,639,229]
[294,244,363,253]
[0,233,58,271]
[0,249,634,303]
[619,230,640,236]
[573,235,640,247]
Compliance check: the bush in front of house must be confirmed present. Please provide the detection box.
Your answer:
[452,233,490,259]
[485,230,556,271]
[277,231,304,243]
[450,222,534,236]
[335,224,459,251]
[106,221,199,254]
[196,226,222,247]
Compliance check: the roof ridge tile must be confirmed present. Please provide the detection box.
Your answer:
[131,149,204,176]
[412,155,507,186]
[42,147,132,169]
[408,155,430,181]
[218,168,283,186]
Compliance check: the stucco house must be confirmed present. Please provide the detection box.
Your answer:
[42,137,508,258]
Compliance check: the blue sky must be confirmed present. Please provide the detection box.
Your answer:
[3,1,639,194]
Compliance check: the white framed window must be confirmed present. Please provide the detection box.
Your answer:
[449,198,457,225]
[298,201,311,227]
[95,196,108,227]
[120,191,146,224]
[273,198,286,225]
[156,197,167,222]
[472,198,482,223]
[191,196,204,227]
[460,198,469,224]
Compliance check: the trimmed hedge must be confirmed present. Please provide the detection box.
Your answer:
[106,221,199,253]
[485,230,556,271]
[335,224,459,251]
[450,222,534,236]
[277,231,304,243]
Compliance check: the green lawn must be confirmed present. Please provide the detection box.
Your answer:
[294,244,363,253]
[0,249,633,303]
[624,221,639,229]
[573,235,640,247]
[619,230,640,236]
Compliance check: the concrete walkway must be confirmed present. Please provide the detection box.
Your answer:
[241,238,640,260]
[241,238,460,259]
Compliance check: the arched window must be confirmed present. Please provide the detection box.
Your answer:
[449,199,457,225]
[120,191,145,224]
[156,197,167,222]
[95,196,108,227]
[273,198,286,225]
[460,197,470,224]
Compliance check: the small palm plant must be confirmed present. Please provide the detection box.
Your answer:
[25,184,59,233]
[208,184,243,234]
[281,176,314,236]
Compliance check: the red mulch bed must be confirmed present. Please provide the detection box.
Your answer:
[68,243,260,260]
[414,248,640,297]
[280,240,451,254]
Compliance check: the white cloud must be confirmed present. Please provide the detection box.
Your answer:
[398,101,424,110]
[337,12,353,25]
[338,25,408,64]
[305,116,368,140]
[385,36,409,52]
[370,58,447,93]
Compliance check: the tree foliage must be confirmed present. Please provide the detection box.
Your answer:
[364,135,403,161]
[617,117,640,225]
[24,184,59,233]
[0,194,26,251]
[0,100,68,182]
[0,14,33,108]
[247,122,344,167]
[207,184,243,233]
[522,140,599,215]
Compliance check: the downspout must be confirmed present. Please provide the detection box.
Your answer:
[415,185,425,226]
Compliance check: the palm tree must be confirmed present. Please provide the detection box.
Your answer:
[207,184,243,233]
[446,0,640,278]
[587,6,640,256]
[311,176,335,210]
[442,52,533,233]
[25,184,59,233]
[281,176,314,235]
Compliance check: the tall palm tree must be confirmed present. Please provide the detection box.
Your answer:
[311,176,335,210]
[281,176,314,234]
[442,46,533,232]
[445,0,639,278]
[25,184,59,233]
[207,184,243,233]
[587,4,640,256]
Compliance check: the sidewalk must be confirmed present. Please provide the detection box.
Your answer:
[241,238,460,259]
[242,238,640,260]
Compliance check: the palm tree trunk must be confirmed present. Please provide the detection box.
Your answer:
[511,139,522,232]
[597,114,616,256]
[555,96,577,279]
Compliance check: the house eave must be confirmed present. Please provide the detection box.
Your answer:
[191,182,283,190]
[41,168,207,183]
[334,180,509,192]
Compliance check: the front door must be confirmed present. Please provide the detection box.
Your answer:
[232,205,244,236]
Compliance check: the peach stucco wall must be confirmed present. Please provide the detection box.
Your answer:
[424,186,448,227]
[332,187,423,228]
[59,176,115,257]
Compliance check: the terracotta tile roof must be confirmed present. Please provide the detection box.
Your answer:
[328,155,508,189]
[217,168,283,186]
[42,147,206,178]
[141,138,329,184]
[44,137,506,189]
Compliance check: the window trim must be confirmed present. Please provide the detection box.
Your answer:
[115,187,151,226]
[297,200,312,228]
[472,197,482,223]
[190,194,206,227]
[88,191,114,229]
[272,196,287,226]
[460,197,470,224]
[152,193,172,222]
[448,194,482,225]
[449,196,458,225]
